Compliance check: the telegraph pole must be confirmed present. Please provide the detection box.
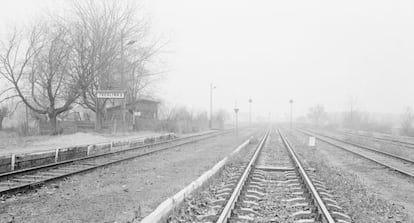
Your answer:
[248,99,253,125]
[289,99,293,128]
[209,83,215,129]
[121,35,126,126]
[120,34,136,130]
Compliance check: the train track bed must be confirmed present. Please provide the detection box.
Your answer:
[167,138,259,222]
[342,133,414,161]
[168,129,351,223]
[286,129,411,222]
[0,128,259,223]
[300,129,414,178]
[312,128,414,161]
[345,131,414,149]
[238,131,299,222]
[168,162,249,222]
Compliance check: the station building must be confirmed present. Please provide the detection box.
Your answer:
[106,98,159,121]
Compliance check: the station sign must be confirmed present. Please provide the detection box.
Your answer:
[96,90,125,99]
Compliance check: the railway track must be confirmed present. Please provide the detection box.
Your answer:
[298,129,414,178]
[0,130,227,197]
[345,132,414,149]
[171,129,351,222]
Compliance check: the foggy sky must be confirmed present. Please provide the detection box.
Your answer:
[1,0,414,121]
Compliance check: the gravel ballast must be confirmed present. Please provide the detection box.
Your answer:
[287,129,411,222]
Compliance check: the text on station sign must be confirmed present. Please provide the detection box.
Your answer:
[96,91,125,99]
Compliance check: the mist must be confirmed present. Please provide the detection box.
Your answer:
[1,0,414,122]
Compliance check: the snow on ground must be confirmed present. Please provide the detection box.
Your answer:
[0,131,168,156]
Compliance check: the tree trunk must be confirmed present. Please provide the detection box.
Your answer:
[95,110,102,131]
[48,113,58,135]
[0,116,3,130]
[94,99,105,131]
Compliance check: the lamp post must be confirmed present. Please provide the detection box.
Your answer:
[248,99,253,125]
[209,83,216,129]
[121,37,136,128]
[289,99,293,128]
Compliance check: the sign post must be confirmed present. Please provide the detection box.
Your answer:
[234,107,239,136]
[308,136,316,148]
[132,111,141,130]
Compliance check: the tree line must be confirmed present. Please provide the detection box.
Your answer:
[0,0,162,134]
[305,101,414,136]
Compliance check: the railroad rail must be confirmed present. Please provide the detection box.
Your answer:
[0,130,228,196]
[208,128,350,222]
[345,132,414,149]
[298,129,414,178]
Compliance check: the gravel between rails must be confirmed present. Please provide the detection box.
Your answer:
[252,132,300,222]
[0,128,260,223]
[286,129,411,222]
[255,132,291,167]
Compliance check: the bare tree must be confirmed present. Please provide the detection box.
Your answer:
[0,81,20,130]
[64,0,159,129]
[307,104,327,126]
[0,106,12,130]
[126,41,167,104]
[401,107,414,136]
[214,109,230,129]
[0,24,80,134]
[0,86,18,105]
[193,111,208,131]
[343,96,360,129]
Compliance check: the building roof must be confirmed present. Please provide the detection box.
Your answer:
[134,98,160,104]
[106,98,159,111]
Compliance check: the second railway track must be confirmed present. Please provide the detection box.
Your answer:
[345,131,414,149]
[0,130,228,197]
[298,128,414,178]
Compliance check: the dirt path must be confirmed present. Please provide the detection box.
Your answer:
[0,128,260,223]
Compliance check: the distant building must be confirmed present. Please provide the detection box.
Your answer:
[106,98,159,121]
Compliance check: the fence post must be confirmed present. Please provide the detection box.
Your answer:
[11,154,16,171]
[55,148,60,163]
[87,145,92,156]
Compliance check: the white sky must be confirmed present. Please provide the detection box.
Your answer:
[1,0,414,121]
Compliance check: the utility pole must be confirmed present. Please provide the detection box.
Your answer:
[209,83,215,129]
[289,99,293,128]
[121,34,126,127]
[248,99,253,125]
[120,34,136,130]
